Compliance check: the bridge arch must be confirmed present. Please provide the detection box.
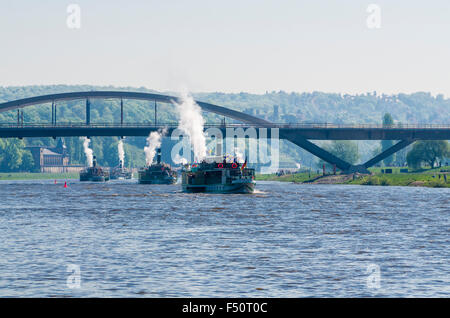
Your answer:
[2,91,353,170]
[2,90,446,173]
[0,91,271,126]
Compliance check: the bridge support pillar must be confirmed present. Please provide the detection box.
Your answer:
[281,132,415,175]
[154,101,157,125]
[345,164,371,174]
[120,98,123,125]
[51,101,54,125]
[281,131,353,172]
[86,99,91,125]
[362,139,414,169]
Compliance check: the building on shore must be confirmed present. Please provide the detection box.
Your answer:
[26,138,84,173]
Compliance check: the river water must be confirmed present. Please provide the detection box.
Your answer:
[0,180,448,297]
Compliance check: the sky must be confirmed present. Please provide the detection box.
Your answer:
[1,0,450,96]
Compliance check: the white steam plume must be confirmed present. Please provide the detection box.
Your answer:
[82,137,93,167]
[118,140,125,164]
[174,92,207,162]
[234,147,245,163]
[144,128,167,166]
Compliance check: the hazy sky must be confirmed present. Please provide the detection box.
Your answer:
[1,0,450,95]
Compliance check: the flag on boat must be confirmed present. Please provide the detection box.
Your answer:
[241,157,247,170]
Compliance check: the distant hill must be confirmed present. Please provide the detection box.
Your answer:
[1,85,449,124]
[0,85,448,171]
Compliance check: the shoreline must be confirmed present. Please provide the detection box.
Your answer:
[0,172,79,180]
[256,168,450,188]
[1,171,449,188]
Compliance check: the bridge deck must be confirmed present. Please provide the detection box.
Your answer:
[0,90,449,173]
[1,123,449,140]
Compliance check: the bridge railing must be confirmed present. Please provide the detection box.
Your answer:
[0,122,449,129]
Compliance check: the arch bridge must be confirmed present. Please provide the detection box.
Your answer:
[0,91,449,174]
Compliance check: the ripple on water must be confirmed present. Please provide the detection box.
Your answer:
[0,181,448,297]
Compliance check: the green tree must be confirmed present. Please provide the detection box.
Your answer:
[20,150,35,171]
[0,139,5,168]
[381,113,395,166]
[317,140,360,169]
[0,139,24,171]
[101,137,121,167]
[406,141,450,169]
[2,85,450,170]
[91,137,104,166]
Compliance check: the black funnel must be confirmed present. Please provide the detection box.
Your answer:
[93,156,97,167]
[157,148,161,164]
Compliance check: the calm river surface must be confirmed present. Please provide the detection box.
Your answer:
[0,180,448,297]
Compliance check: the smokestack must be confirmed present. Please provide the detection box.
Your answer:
[157,148,161,164]
[118,140,125,168]
[119,160,123,170]
[93,156,97,168]
[144,128,167,166]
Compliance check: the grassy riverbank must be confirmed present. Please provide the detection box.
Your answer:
[257,172,322,183]
[347,173,449,188]
[256,166,450,188]
[0,172,79,180]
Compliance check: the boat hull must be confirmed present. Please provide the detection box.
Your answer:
[182,181,255,194]
[79,175,109,182]
[138,173,176,184]
[79,160,110,182]
[138,162,177,185]
[138,178,176,184]
[110,173,132,180]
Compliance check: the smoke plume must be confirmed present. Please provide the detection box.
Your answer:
[118,140,125,164]
[82,137,93,167]
[174,92,207,162]
[144,128,167,166]
[234,147,245,163]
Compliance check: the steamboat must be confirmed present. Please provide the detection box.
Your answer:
[138,149,177,184]
[79,156,110,182]
[110,160,133,180]
[181,156,255,193]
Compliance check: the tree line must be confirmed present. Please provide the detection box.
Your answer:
[315,113,449,170]
[0,85,449,172]
[0,139,35,172]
